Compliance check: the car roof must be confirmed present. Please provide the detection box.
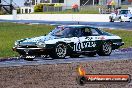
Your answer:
[58,25,96,29]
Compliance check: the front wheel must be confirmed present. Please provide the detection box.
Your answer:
[119,19,123,22]
[50,43,67,59]
[110,18,114,22]
[97,42,112,56]
[119,17,123,22]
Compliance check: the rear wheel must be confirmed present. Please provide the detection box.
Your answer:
[50,43,67,59]
[110,18,114,22]
[109,16,114,22]
[97,42,112,56]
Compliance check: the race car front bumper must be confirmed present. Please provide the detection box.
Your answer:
[129,17,132,22]
[122,16,132,22]
[112,42,124,49]
[113,42,124,46]
[13,47,52,56]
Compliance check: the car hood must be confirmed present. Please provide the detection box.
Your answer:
[19,35,59,45]
[120,14,132,17]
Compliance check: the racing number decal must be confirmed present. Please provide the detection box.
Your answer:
[73,41,96,51]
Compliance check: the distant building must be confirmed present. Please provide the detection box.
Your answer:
[122,0,132,5]
[20,6,34,14]
[40,0,95,6]
[20,0,131,13]
[39,0,123,6]
[99,0,121,6]
[20,0,39,14]
[42,0,132,6]
[22,0,131,7]
[24,0,39,6]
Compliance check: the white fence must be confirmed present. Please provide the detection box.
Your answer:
[0,14,110,22]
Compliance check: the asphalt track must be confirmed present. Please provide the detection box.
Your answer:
[0,20,132,29]
[0,20,132,67]
[0,48,132,67]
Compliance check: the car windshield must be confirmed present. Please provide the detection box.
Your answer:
[120,10,130,14]
[49,27,80,38]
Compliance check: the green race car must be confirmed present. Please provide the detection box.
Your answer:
[13,25,124,61]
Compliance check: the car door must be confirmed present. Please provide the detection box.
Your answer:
[78,27,100,52]
[61,27,81,52]
[114,10,121,21]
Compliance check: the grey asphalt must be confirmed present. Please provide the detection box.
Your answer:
[0,48,132,67]
[0,20,132,29]
[0,20,132,67]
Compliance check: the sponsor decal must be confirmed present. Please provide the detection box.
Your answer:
[26,56,35,58]
[73,42,96,51]
[85,37,93,40]
[77,66,131,86]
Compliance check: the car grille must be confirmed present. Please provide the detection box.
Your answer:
[19,45,38,48]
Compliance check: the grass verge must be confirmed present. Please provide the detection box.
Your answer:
[33,9,99,14]
[0,23,54,58]
[33,11,99,14]
[0,22,131,58]
[104,29,132,49]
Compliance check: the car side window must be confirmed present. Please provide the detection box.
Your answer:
[120,10,128,14]
[73,28,81,37]
[91,28,100,36]
[64,28,81,38]
[128,10,131,14]
[81,28,92,36]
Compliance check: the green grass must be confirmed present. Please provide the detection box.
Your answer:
[104,29,132,48]
[33,9,99,14]
[0,23,131,58]
[33,11,99,14]
[32,5,132,14]
[0,23,54,58]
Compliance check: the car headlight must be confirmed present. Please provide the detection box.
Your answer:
[15,41,19,47]
[37,42,46,48]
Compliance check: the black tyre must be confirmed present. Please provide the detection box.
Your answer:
[97,42,112,56]
[110,18,114,22]
[119,18,123,22]
[119,17,123,22]
[50,43,67,59]
[109,16,114,22]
